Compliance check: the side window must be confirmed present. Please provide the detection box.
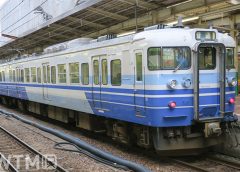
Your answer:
[111,59,121,86]
[20,69,24,82]
[102,59,108,85]
[148,48,161,70]
[9,70,12,82]
[81,63,89,85]
[0,71,2,81]
[135,53,143,81]
[93,60,99,85]
[2,71,5,82]
[69,62,79,84]
[37,67,41,83]
[51,66,56,84]
[24,68,30,82]
[31,67,37,82]
[13,70,15,82]
[16,69,19,82]
[226,48,234,68]
[43,66,47,83]
[47,65,51,83]
[58,64,66,83]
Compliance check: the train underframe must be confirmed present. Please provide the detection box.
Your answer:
[0,96,235,156]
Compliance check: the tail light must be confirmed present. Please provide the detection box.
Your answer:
[229,98,235,104]
[168,101,176,109]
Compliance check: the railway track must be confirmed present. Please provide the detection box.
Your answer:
[171,154,240,172]
[0,125,67,172]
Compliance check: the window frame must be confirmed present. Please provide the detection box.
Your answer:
[101,59,108,85]
[31,67,37,83]
[111,59,121,86]
[37,67,42,83]
[81,63,89,85]
[198,46,217,70]
[135,53,143,82]
[226,47,235,69]
[12,70,16,82]
[47,65,51,83]
[24,68,30,83]
[93,60,99,85]
[147,46,191,71]
[51,66,56,84]
[57,64,67,84]
[69,62,80,84]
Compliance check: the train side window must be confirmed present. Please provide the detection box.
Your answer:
[51,66,56,84]
[226,48,234,69]
[81,63,89,85]
[31,67,37,82]
[0,71,2,81]
[111,59,121,86]
[37,67,41,83]
[20,69,24,82]
[148,48,161,70]
[58,64,67,83]
[13,70,15,82]
[16,69,19,82]
[2,71,5,82]
[9,70,12,82]
[43,66,47,83]
[24,68,30,83]
[136,53,143,81]
[47,65,51,83]
[93,60,99,85]
[199,47,216,70]
[69,62,79,84]
[102,59,108,85]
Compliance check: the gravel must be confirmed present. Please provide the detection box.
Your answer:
[0,104,192,172]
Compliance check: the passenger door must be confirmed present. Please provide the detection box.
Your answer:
[92,55,107,110]
[134,50,145,117]
[42,63,50,100]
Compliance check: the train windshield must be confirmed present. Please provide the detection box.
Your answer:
[226,48,234,69]
[148,47,191,70]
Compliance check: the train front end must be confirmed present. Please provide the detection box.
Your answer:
[140,28,238,154]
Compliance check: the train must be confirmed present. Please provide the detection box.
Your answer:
[0,25,238,155]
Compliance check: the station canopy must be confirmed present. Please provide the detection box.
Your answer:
[0,0,238,58]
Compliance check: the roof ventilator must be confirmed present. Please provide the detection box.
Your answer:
[97,34,117,42]
[144,24,166,31]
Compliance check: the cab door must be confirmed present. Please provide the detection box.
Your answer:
[92,55,107,110]
[134,50,145,117]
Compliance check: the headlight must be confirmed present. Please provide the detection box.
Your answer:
[167,80,177,89]
[182,79,191,88]
[228,77,237,87]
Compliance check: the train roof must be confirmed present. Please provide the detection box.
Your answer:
[0,27,235,66]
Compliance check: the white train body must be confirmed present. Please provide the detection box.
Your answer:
[0,27,237,153]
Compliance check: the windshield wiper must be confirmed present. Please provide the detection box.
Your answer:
[173,60,183,72]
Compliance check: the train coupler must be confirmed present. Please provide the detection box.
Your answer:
[204,122,221,137]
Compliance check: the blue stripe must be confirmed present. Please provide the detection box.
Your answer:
[0,82,236,95]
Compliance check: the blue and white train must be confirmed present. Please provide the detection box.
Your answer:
[0,26,238,154]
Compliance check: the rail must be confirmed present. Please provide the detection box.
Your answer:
[0,125,67,172]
